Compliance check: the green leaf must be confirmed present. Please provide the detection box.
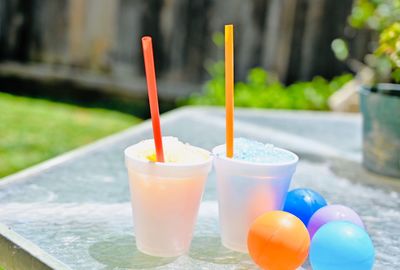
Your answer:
[212,32,224,48]
[392,68,400,82]
[331,39,350,61]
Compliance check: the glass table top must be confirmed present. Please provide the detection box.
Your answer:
[0,107,399,269]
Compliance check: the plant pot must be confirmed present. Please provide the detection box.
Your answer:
[360,83,400,178]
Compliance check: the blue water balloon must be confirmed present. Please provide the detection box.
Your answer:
[283,188,327,226]
[310,221,375,270]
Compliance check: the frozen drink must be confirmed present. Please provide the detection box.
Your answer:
[125,137,212,257]
[213,138,298,252]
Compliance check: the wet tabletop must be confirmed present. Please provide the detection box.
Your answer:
[0,107,399,270]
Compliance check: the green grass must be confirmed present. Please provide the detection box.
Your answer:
[0,92,141,178]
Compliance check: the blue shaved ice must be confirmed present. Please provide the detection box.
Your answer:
[220,138,296,163]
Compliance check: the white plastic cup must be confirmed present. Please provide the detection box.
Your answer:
[125,143,212,257]
[212,144,299,253]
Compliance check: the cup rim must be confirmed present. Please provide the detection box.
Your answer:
[212,144,299,167]
[124,144,213,168]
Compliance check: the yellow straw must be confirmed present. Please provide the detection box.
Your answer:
[225,24,234,158]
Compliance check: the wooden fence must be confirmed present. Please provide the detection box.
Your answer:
[0,0,371,86]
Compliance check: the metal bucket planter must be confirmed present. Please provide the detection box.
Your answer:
[360,84,400,178]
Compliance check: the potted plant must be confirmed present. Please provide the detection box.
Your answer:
[333,0,400,178]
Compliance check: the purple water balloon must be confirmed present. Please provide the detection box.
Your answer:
[307,204,365,238]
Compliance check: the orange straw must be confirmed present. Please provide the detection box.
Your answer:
[225,25,234,158]
[142,36,165,162]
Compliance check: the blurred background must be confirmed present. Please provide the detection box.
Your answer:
[0,0,399,178]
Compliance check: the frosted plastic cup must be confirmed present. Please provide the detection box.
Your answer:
[125,144,212,257]
[212,144,299,253]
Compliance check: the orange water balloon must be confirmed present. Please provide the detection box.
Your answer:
[247,211,310,270]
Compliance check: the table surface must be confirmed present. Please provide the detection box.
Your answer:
[0,107,399,270]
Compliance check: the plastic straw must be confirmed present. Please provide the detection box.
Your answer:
[142,36,165,162]
[225,25,234,158]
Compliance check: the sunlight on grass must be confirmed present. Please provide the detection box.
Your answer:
[0,92,141,178]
